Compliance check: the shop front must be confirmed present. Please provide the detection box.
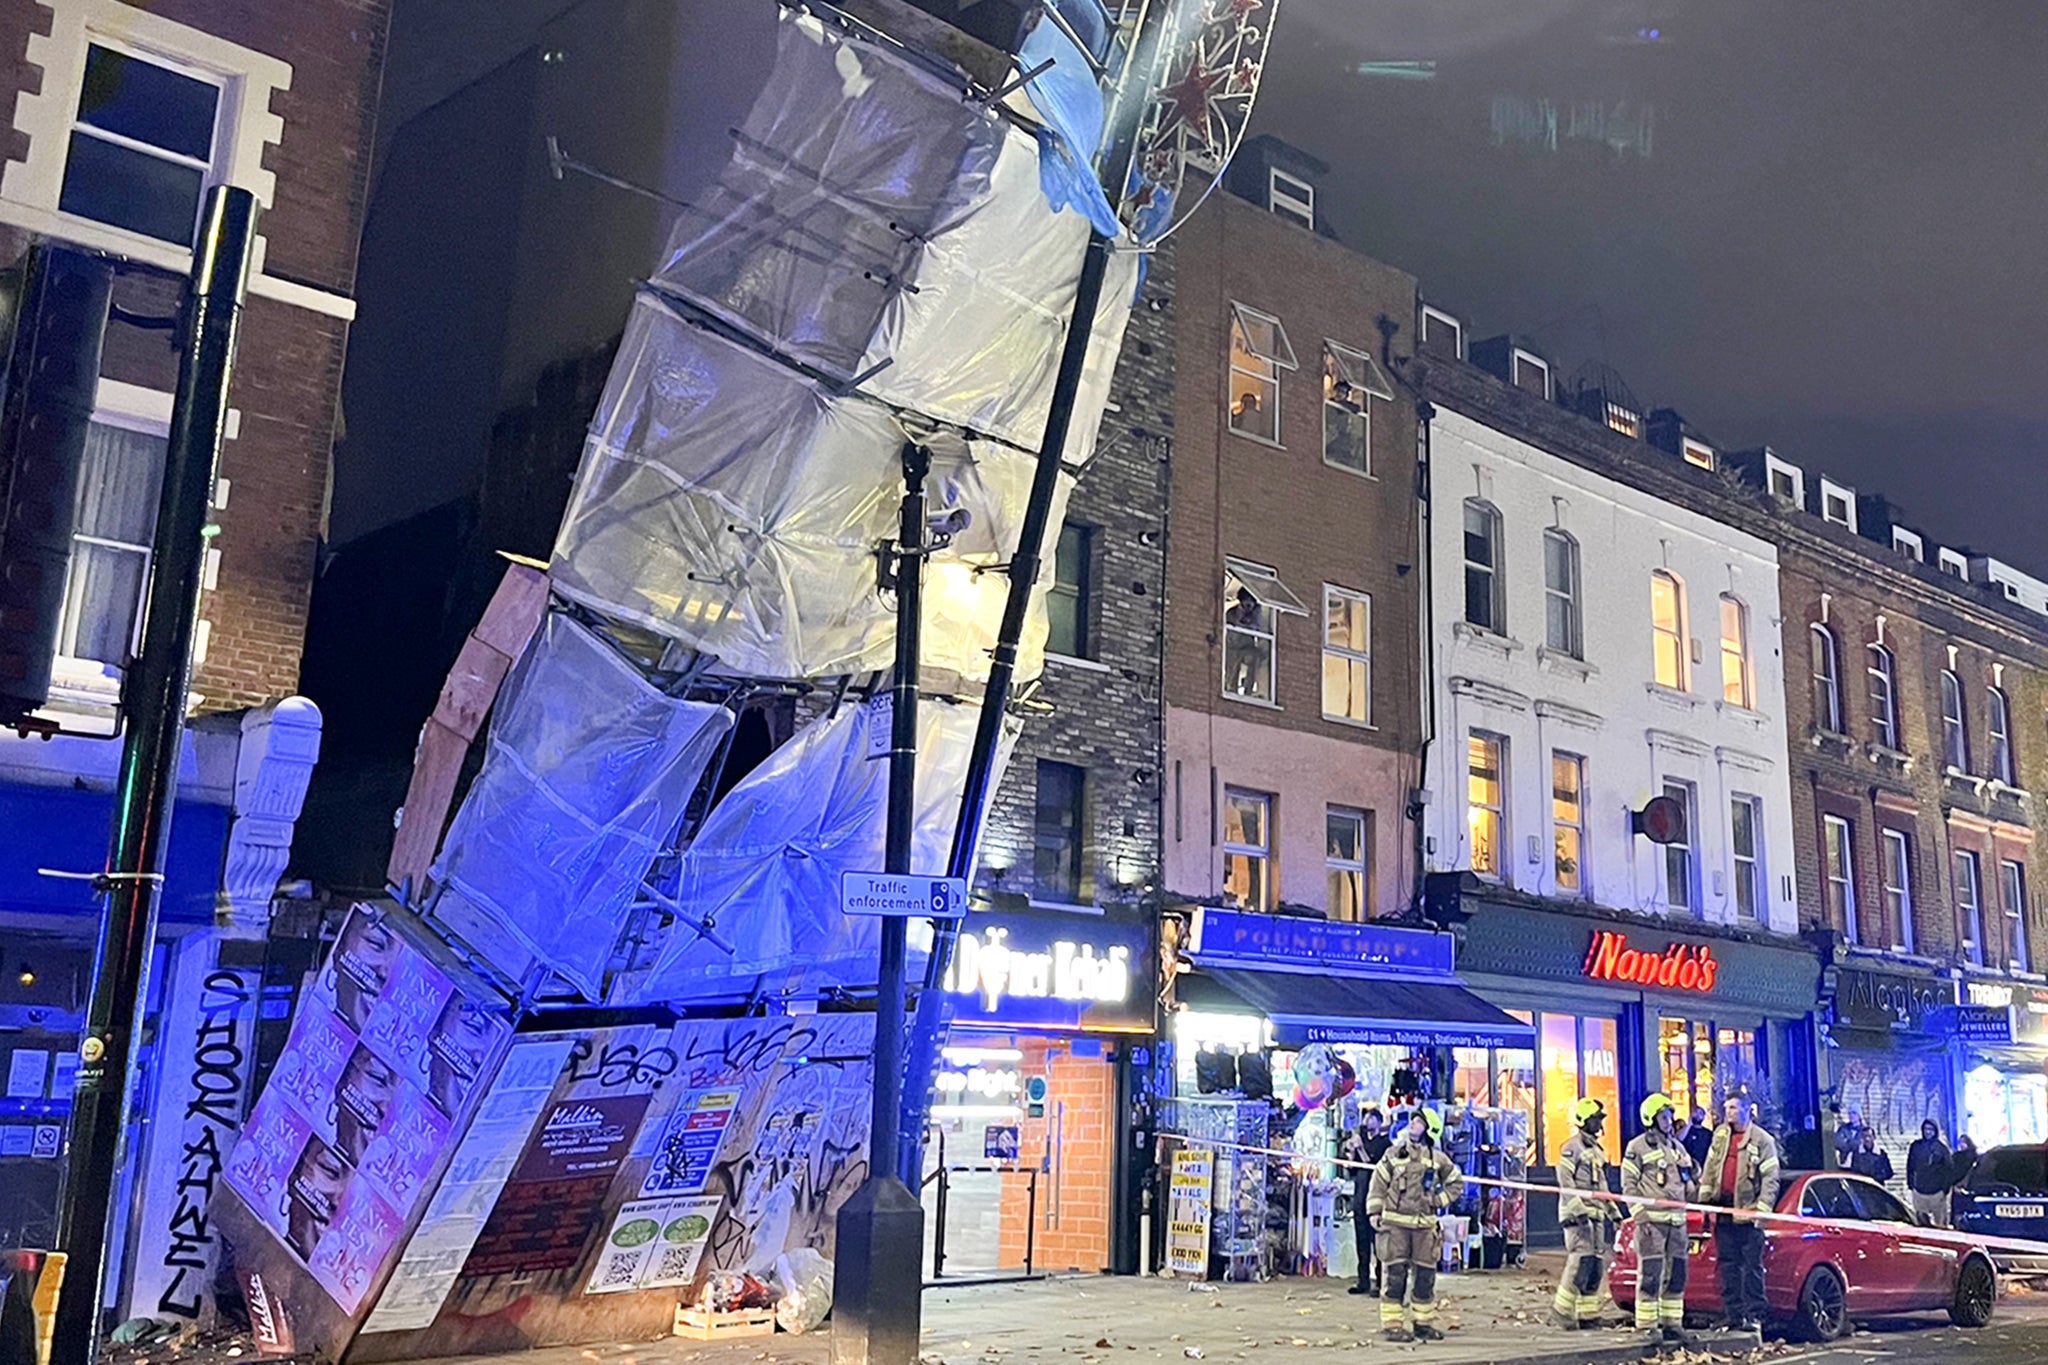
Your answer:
[1953,978,2048,1150]
[1455,900,1824,1234]
[922,902,1156,1280]
[1820,962,1952,1174]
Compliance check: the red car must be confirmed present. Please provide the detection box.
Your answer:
[1609,1172,1997,1340]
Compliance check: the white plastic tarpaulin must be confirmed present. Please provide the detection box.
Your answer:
[651,5,1137,462]
[549,295,1071,682]
[637,696,1016,999]
[433,612,733,999]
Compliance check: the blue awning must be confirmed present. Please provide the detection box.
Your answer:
[1179,967,1534,1050]
[0,783,229,927]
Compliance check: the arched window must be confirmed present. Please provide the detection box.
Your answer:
[1810,624,1841,731]
[1718,594,1751,708]
[1940,669,1969,771]
[1650,570,1687,689]
[1990,686,2015,784]
[1463,500,1504,633]
[1866,644,1898,749]
[1543,528,1581,657]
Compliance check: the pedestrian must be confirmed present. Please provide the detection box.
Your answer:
[1622,1094,1697,1350]
[1552,1099,1616,1331]
[1344,1109,1392,1296]
[1833,1107,1865,1168]
[1848,1129,1894,1185]
[1906,1119,1953,1227]
[1701,1095,1780,1334]
[1681,1105,1713,1168]
[1365,1108,1463,1343]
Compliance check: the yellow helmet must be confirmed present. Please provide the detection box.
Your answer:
[1419,1107,1444,1140]
[1574,1098,1605,1125]
[1640,1094,1675,1126]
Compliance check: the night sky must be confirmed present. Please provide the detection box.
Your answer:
[347,0,2048,571]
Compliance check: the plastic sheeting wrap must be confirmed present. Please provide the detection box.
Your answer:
[432,612,733,999]
[550,295,1070,682]
[651,6,1136,462]
[639,696,1017,999]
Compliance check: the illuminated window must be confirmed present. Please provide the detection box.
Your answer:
[1718,595,1750,707]
[1468,733,1506,880]
[1731,795,1763,920]
[1867,645,1898,749]
[1321,341,1391,476]
[2003,859,2030,973]
[1990,687,2015,784]
[1326,806,1368,921]
[1582,1017,1620,1163]
[1650,570,1686,689]
[1604,401,1641,439]
[1321,585,1371,724]
[1540,1013,1578,1167]
[1957,849,1985,966]
[1811,625,1841,731]
[1941,669,1969,771]
[1552,753,1586,897]
[1227,303,1296,443]
[1681,438,1714,471]
[1223,788,1273,912]
[1222,558,1306,703]
[1464,501,1504,632]
[1881,829,1915,953]
[1824,814,1856,943]
[1543,529,1581,658]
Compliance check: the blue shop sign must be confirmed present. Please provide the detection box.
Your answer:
[1948,1004,2015,1047]
[1189,907,1454,976]
[943,905,1154,1034]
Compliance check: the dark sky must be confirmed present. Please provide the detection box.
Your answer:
[351,0,2048,571]
[1249,0,2048,573]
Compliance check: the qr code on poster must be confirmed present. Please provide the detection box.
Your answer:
[652,1239,700,1282]
[592,1253,641,1292]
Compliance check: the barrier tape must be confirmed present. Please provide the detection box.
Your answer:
[1162,1133,2048,1264]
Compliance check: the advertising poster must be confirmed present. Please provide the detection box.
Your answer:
[639,1087,741,1196]
[220,904,512,1315]
[583,1195,722,1294]
[1166,1146,1213,1276]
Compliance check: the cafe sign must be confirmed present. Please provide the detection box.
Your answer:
[1582,930,1719,992]
[942,906,1154,1033]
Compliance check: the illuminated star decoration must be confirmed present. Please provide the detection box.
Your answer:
[1125,0,1281,244]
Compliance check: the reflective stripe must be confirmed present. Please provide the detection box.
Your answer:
[1382,1211,1434,1229]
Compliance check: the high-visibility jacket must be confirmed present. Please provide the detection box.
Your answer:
[1621,1130,1695,1226]
[1701,1123,1782,1214]
[1557,1131,1612,1224]
[1365,1139,1463,1229]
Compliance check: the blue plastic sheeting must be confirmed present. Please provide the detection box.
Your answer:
[0,781,228,926]
[433,613,734,999]
[1021,16,1117,234]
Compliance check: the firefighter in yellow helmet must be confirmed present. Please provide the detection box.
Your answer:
[1365,1108,1464,1342]
[1622,1094,1698,1350]
[1551,1098,1614,1329]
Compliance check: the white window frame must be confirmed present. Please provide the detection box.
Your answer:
[1941,668,1970,772]
[1221,557,1305,706]
[1467,731,1507,882]
[1227,302,1296,446]
[1730,794,1764,921]
[1663,778,1698,915]
[1957,849,1985,967]
[1325,805,1368,922]
[1463,499,1505,634]
[1718,594,1752,709]
[55,379,177,675]
[1320,584,1372,726]
[2004,858,2031,973]
[1604,401,1641,439]
[1893,528,1924,561]
[1543,527,1582,658]
[1511,348,1550,400]
[1268,166,1315,230]
[1811,624,1842,732]
[1867,643,1899,750]
[1223,787,1274,912]
[1990,686,2016,784]
[1764,452,1805,505]
[1938,547,1969,579]
[1551,751,1587,898]
[1650,569,1688,691]
[1681,437,1714,471]
[1320,340,1391,477]
[1420,304,1464,360]
[1881,828,1915,953]
[1819,477,1858,530]
[1824,813,1856,943]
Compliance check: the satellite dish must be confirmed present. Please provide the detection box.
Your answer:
[1634,794,1687,845]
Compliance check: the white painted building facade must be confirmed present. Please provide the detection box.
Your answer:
[1422,406,1801,936]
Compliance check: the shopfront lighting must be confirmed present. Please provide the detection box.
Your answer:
[940,1046,1024,1064]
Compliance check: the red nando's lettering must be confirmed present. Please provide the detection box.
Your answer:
[1582,930,1718,992]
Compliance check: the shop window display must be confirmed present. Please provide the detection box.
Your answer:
[1964,1064,2048,1149]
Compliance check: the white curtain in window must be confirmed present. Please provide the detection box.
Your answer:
[60,421,166,665]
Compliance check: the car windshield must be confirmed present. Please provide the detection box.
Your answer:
[1965,1146,2048,1194]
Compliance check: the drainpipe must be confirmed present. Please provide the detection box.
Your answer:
[1410,399,1437,916]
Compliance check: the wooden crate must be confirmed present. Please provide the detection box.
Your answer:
[673,1306,777,1341]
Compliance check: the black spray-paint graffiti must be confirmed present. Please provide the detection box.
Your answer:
[157,969,254,1318]
[564,1039,679,1089]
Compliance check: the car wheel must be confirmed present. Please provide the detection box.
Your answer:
[1795,1265,1849,1342]
[1949,1255,1995,1328]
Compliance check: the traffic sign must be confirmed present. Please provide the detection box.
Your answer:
[840,871,969,920]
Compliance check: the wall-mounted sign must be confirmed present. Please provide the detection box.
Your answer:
[1582,930,1719,992]
[1953,1005,2015,1047]
[1965,980,2048,1047]
[943,906,1154,1033]
[1190,908,1454,976]
[1833,968,1944,1035]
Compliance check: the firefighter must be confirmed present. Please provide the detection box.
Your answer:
[1552,1098,1614,1329]
[1365,1108,1464,1343]
[1621,1094,1698,1351]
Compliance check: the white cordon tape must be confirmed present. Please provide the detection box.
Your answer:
[1164,1134,2048,1264]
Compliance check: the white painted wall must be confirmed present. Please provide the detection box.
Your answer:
[1423,408,1800,935]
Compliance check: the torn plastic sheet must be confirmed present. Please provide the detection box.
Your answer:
[550,294,1070,682]
[1019,13,1117,235]
[650,6,1135,460]
[431,612,734,999]
[636,696,1017,1000]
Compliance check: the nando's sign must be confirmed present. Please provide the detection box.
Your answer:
[1582,930,1719,993]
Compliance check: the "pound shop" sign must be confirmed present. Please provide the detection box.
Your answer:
[1582,930,1719,993]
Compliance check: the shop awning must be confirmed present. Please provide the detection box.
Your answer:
[1179,967,1535,1049]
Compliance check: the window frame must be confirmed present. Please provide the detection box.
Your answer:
[1221,557,1305,705]
[1222,787,1275,912]
[1941,669,1970,772]
[1320,340,1390,477]
[1542,528,1582,658]
[1764,453,1805,505]
[1956,849,1985,966]
[1681,438,1714,471]
[1604,401,1641,439]
[1467,731,1508,882]
[1511,348,1550,400]
[1866,643,1898,750]
[1045,519,1094,661]
[1938,548,1969,579]
[1226,302,1296,446]
[1990,686,2016,784]
[61,39,224,247]
[1031,759,1090,906]
[1718,594,1752,708]
[1462,499,1505,634]
[1819,478,1858,530]
[1881,828,1915,953]
[55,380,176,677]
[1325,805,1369,922]
[1551,751,1587,899]
[1420,304,1464,361]
[2003,858,2030,973]
[1268,166,1315,229]
[1893,528,1924,562]
[1663,778,1698,914]
[1650,569,1688,691]
[1320,583,1372,726]
[1811,624,1842,733]
[1823,813,1857,944]
[1730,794,1763,921]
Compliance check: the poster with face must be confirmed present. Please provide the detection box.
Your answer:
[221,904,511,1316]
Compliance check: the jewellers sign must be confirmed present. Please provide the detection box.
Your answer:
[943,906,1154,1034]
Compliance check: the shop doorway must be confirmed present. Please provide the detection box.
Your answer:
[1658,1017,1763,1120]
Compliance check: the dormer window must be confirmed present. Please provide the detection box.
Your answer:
[1892,528,1924,561]
[1939,548,1968,579]
[1604,402,1641,439]
[1681,438,1714,471]
[1819,477,1856,531]
[1420,305,1464,361]
[1268,167,1315,230]
[1764,452,1804,505]
[1512,349,1550,400]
